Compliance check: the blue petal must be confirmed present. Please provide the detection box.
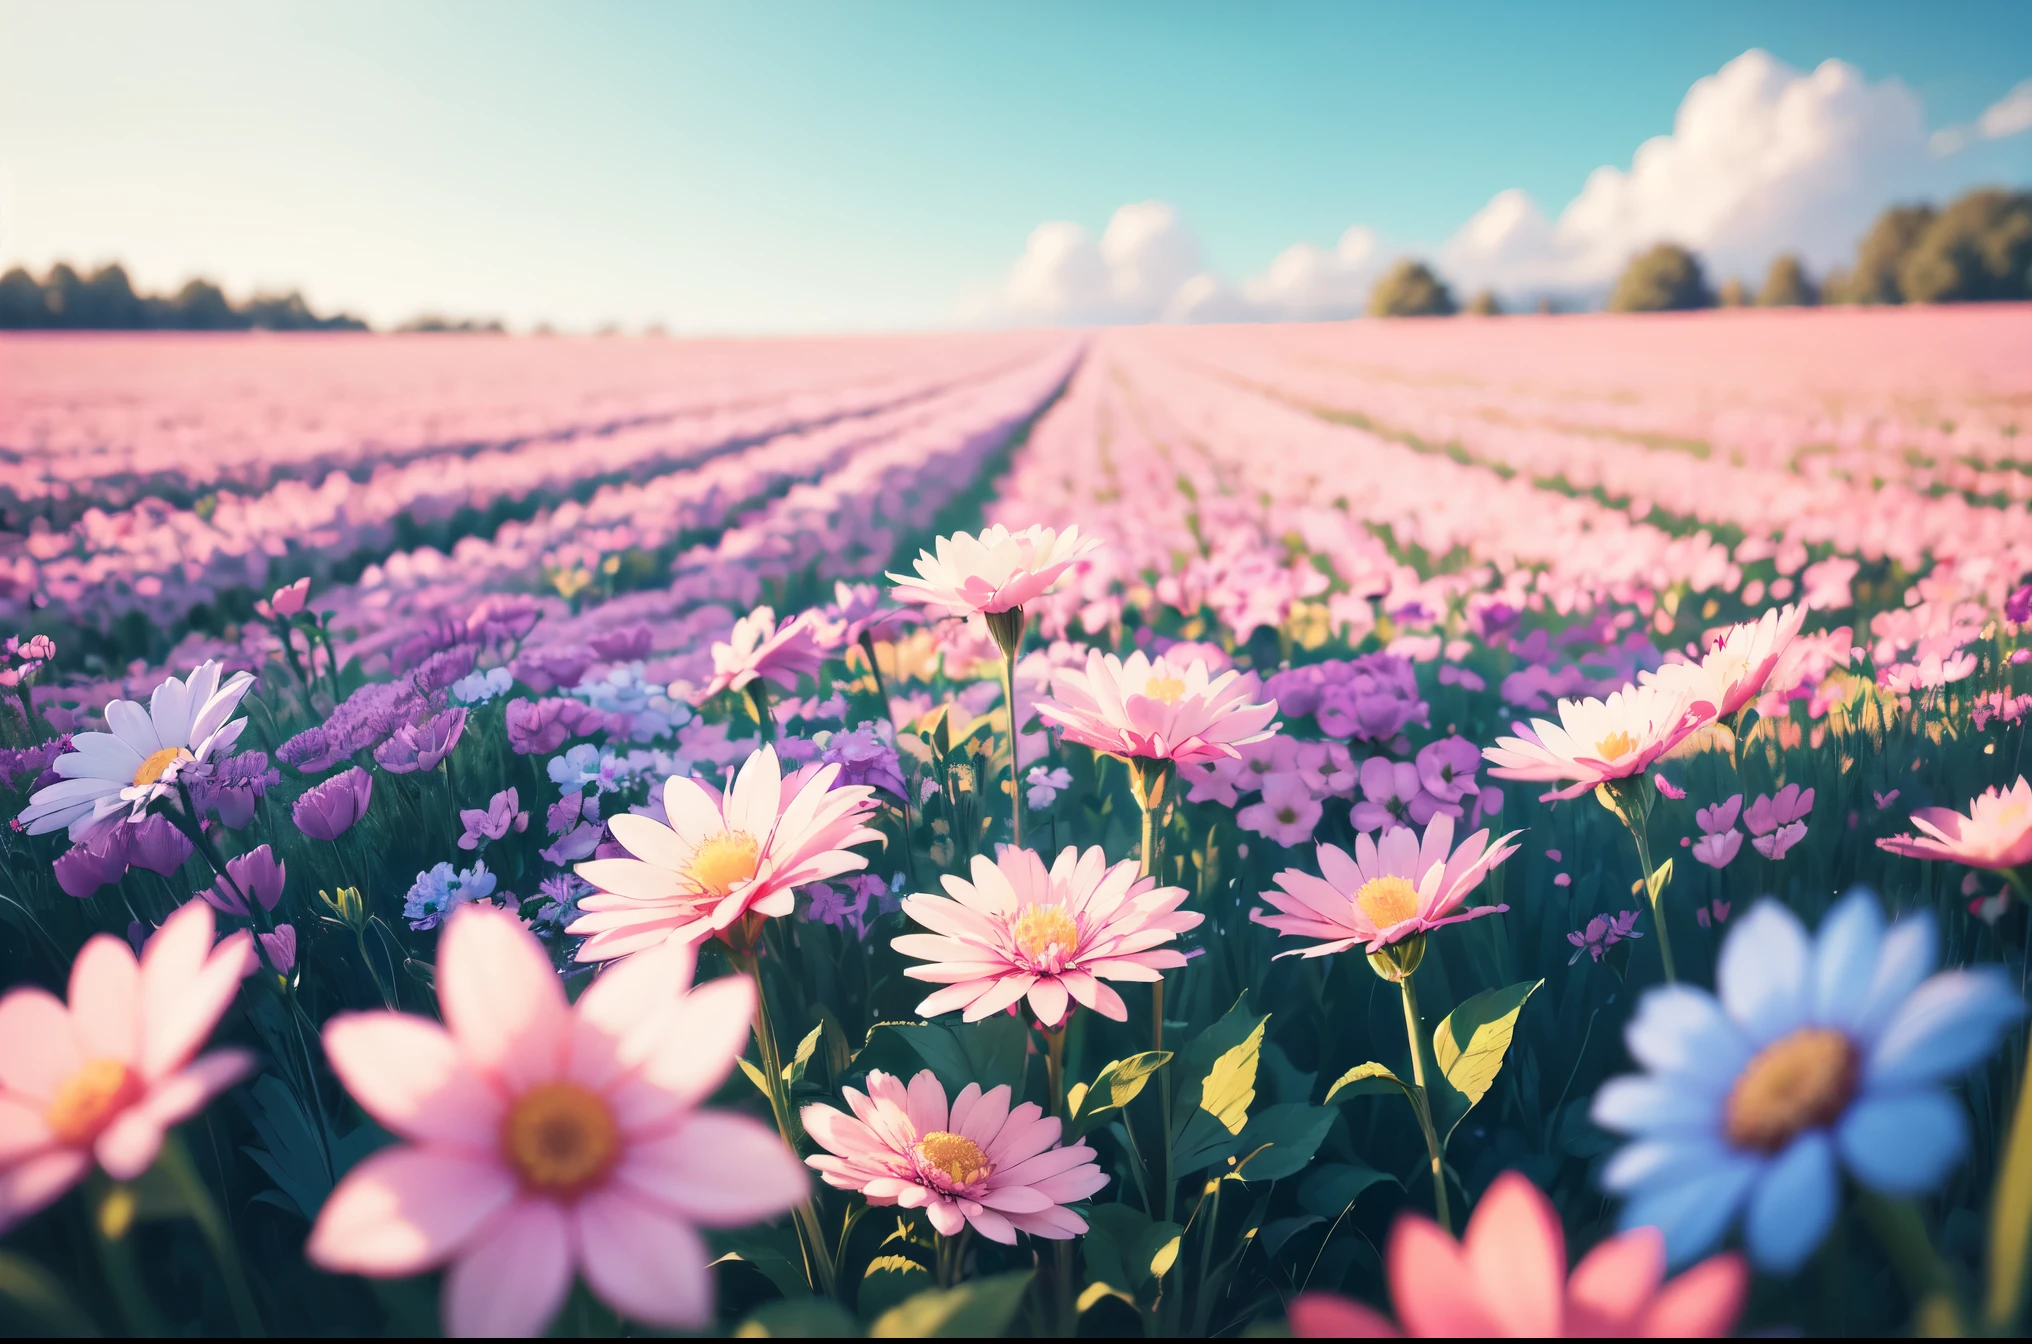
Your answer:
[1719,900,1812,1046]
[1593,1076,1720,1138]
[1602,1135,1736,1192]
[1745,1132,1838,1274]
[1853,913,1937,1043]
[1812,890,1884,1032]
[1838,1090,1969,1196]
[1866,968,2024,1089]
[1618,1153,1761,1269]
[1624,984,1750,1091]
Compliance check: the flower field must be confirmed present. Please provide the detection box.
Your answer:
[1,306,2030,1338]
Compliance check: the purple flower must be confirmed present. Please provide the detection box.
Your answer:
[464,593,542,645]
[280,680,428,771]
[538,822,603,865]
[187,750,279,829]
[820,722,907,798]
[1415,735,1482,805]
[126,814,194,876]
[54,824,131,898]
[413,645,480,697]
[294,767,373,841]
[0,740,63,792]
[206,844,286,916]
[1352,757,1426,832]
[2006,582,2032,626]
[505,697,604,755]
[258,924,297,975]
[459,787,530,850]
[588,624,654,661]
[546,793,592,836]
[374,707,467,774]
[1567,909,1645,964]
[511,646,594,695]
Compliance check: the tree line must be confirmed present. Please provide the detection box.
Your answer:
[1369,184,2032,317]
[0,262,367,331]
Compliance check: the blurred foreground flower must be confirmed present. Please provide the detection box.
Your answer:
[802,1068,1104,1244]
[308,908,805,1337]
[1593,891,2023,1272]
[1287,1170,1745,1337]
[21,659,254,839]
[0,901,253,1230]
[894,844,1198,1026]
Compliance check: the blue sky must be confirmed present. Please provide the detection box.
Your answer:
[2,1,2027,330]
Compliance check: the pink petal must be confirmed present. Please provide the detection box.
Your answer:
[93,1107,166,1181]
[1026,978,1070,1029]
[135,1049,254,1130]
[905,1070,949,1135]
[1461,1171,1566,1335]
[307,1146,516,1276]
[139,928,252,1080]
[66,935,140,1065]
[1288,1292,1401,1337]
[442,1198,574,1339]
[627,976,756,1121]
[0,1148,90,1235]
[1639,1253,1748,1338]
[322,1013,503,1145]
[615,1112,808,1226]
[0,990,78,1101]
[438,907,569,1092]
[572,1188,713,1329]
[1388,1216,1498,1336]
[1566,1227,1665,1331]
[0,1096,53,1164]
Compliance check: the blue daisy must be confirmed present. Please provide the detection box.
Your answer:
[1592,889,2022,1273]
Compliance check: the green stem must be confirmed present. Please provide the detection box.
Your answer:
[1000,644,1023,850]
[1989,1013,2032,1328]
[158,1135,265,1335]
[742,952,835,1298]
[1858,1192,1960,1330]
[1043,1024,1067,1118]
[90,1179,165,1337]
[1398,974,1453,1235]
[1627,814,1678,983]
[746,681,775,744]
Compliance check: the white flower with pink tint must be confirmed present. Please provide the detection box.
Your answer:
[1037,649,1278,769]
[1483,682,1699,803]
[801,1069,1105,1243]
[1644,604,1807,723]
[696,605,826,704]
[1878,775,2032,872]
[886,523,1100,617]
[893,845,1200,1026]
[0,901,253,1231]
[1251,813,1520,958]
[307,907,806,1337]
[571,745,881,962]
[1745,784,1813,860]
[1238,772,1324,847]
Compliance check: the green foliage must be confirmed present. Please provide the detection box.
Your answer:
[1607,242,1715,311]
[735,1296,863,1337]
[1465,289,1503,316]
[1838,203,1936,303]
[1367,259,1457,317]
[884,1014,1030,1096]
[1082,1204,1183,1311]
[1431,980,1542,1145]
[1172,999,1269,1173]
[1323,1060,1414,1106]
[0,260,369,331]
[868,1270,1035,1337]
[1757,253,1818,306]
[1898,188,2032,304]
[1064,1050,1172,1139]
[1230,1102,1336,1181]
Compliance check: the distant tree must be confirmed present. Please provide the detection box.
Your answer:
[1836,204,1936,304]
[1898,188,2032,304]
[1717,277,1749,307]
[1367,260,1456,317]
[1757,254,1818,307]
[157,278,244,330]
[398,314,505,334]
[1534,296,1562,314]
[0,267,49,327]
[1607,243,1715,312]
[1466,289,1503,316]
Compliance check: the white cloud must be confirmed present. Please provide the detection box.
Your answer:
[979,49,2001,322]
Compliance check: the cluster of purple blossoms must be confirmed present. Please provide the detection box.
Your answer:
[1264,652,1429,747]
[185,749,280,829]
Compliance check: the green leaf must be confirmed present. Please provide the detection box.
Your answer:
[869,1270,1035,1337]
[1323,1061,1415,1107]
[1172,1013,1267,1174]
[0,1252,96,1337]
[1229,1103,1335,1182]
[1298,1160,1397,1221]
[884,1015,1029,1097]
[1082,1204,1183,1300]
[1430,979,1542,1145]
[1064,1051,1171,1139]
[786,1023,824,1086]
[734,1298,862,1337]
[1644,857,1676,902]
[711,1224,815,1303]
[738,1057,772,1098]
[857,1255,931,1323]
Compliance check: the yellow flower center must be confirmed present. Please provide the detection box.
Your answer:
[46,1059,144,1147]
[132,747,191,788]
[1594,730,1638,761]
[500,1081,619,1195]
[915,1130,990,1187]
[1724,1027,1859,1154]
[1143,674,1187,704]
[1012,903,1079,964]
[686,830,761,898]
[1354,875,1420,928]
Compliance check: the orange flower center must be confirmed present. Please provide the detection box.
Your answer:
[132,747,191,788]
[500,1081,619,1195]
[1142,674,1187,704]
[46,1059,144,1146]
[915,1130,990,1187]
[686,830,761,898]
[1594,730,1638,761]
[1012,903,1079,964]
[1724,1027,1859,1153]
[1355,875,1420,928]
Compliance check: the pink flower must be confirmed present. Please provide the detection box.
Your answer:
[1695,794,1743,835]
[1483,682,1699,803]
[1238,772,1324,847]
[254,577,311,620]
[373,707,467,774]
[504,697,605,755]
[1567,911,1644,965]
[570,745,881,961]
[893,845,1200,1027]
[886,524,1101,617]
[1690,830,1743,869]
[1252,812,1520,957]
[1872,789,1900,810]
[1751,822,1807,860]
[1644,603,1807,724]
[1036,649,1278,769]
[1652,773,1686,801]
[801,1068,1106,1243]
[812,581,919,650]
[1286,1171,1745,1337]
[1352,757,1424,833]
[306,908,805,1337]
[1694,898,1732,929]
[459,787,530,850]
[1744,784,1813,835]
[698,606,825,704]
[0,901,254,1232]
[1877,775,2032,871]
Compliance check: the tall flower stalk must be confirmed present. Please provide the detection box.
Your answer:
[1371,935,1452,1234]
[1600,778,1678,982]
[984,605,1028,848]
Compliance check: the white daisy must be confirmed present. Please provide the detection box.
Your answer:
[1592,890,2023,1273]
[21,660,256,840]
